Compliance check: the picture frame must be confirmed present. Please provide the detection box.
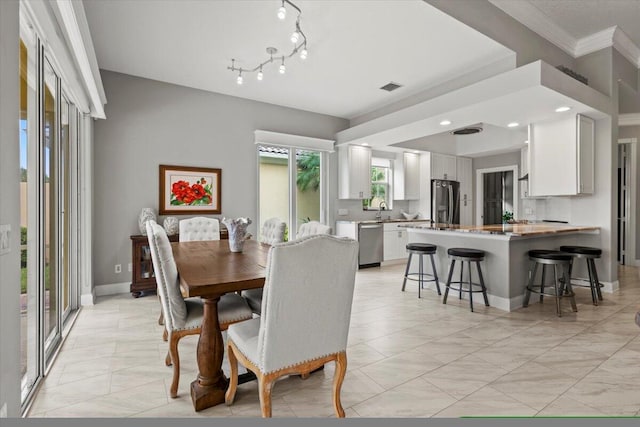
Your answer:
[159,165,221,215]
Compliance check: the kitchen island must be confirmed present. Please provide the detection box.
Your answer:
[403,223,600,311]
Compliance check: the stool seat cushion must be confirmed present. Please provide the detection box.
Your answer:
[406,243,437,253]
[447,248,485,258]
[559,245,602,256]
[528,249,572,261]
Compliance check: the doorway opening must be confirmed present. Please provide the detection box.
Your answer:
[475,165,518,225]
[617,139,637,265]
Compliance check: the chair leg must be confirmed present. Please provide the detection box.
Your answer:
[477,260,489,306]
[169,335,180,398]
[401,253,412,292]
[158,310,164,326]
[443,260,455,304]
[468,261,474,312]
[564,264,578,312]
[553,265,562,317]
[162,328,168,342]
[332,352,347,418]
[259,377,275,418]
[591,259,603,301]
[225,342,239,405]
[586,258,597,305]
[430,253,441,295]
[458,261,464,300]
[539,264,546,303]
[165,349,172,367]
[418,254,423,298]
[523,262,538,307]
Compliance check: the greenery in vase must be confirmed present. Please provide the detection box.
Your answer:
[502,211,514,223]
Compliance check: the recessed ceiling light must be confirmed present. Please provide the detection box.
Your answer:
[524,140,529,144]
[507,122,519,128]
[439,120,452,126]
[362,143,369,146]
[413,150,420,154]
[555,106,571,112]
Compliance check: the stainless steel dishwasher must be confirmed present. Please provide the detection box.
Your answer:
[358,223,384,268]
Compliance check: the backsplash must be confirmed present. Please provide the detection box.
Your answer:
[335,199,413,221]
[521,197,571,223]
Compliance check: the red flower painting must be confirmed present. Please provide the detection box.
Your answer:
[170,178,212,206]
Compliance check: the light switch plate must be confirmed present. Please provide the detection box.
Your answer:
[0,224,10,255]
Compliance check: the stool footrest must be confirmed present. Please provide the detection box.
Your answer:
[444,281,487,294]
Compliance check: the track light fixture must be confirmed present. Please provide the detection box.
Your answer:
[228,0,307,85]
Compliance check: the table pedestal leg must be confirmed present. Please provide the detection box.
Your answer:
[191,296,228,411]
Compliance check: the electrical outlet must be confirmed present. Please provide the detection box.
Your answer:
[128,263,132,272]
[115,264,122,274]
[0,224,10,255]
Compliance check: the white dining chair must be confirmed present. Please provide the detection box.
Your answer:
[179,216,220,241]
[146,220,252,398]
[296,220,331,239]
[225,235,359,417]
[242,217,287,315]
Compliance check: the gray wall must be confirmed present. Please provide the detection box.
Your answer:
[93,71,349,286]
[576,48,613,96]
[0,0,21,416]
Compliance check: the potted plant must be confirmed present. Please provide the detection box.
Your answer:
[502,211,514,224]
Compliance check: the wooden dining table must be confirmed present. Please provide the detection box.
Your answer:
[171,239,270,411]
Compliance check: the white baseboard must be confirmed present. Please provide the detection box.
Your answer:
[95,282,130,297]
[80,288,95,306]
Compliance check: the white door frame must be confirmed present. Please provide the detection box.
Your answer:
[617,138,638,266]
[475,165,519,225]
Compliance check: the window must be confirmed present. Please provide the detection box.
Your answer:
[363,158,393,210]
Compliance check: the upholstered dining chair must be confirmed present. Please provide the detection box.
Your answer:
[242,217,287,315]
[296,220,331,239]
[179,216,220,241]
[146,220,253,398]
[225,235,359,417]
[259,217,287,245]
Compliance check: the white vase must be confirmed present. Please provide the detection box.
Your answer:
[163,216,179,236]
[138,208,157,235]
[222,217,252,252]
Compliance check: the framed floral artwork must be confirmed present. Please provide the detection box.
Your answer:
[159,165,221,215]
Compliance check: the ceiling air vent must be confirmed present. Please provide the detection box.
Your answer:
[451,126,483,135]
[380,82,402,92]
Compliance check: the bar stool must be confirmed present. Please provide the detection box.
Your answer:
[401,243,441,298]
[559,245,603,306]
[523,250,577,317]
[443,248,489,312]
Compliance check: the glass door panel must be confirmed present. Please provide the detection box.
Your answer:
[258,146,290,241]
[61,97,71,318]
[19,32,39,399]
[295,149,321,235]
[43,59,59,356]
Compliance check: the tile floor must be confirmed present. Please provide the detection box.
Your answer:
[28,263,640,418]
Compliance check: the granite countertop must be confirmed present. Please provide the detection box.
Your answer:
[403,223,600,236]
[337,219,433,224]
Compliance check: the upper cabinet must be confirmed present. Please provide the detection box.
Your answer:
[529,114,595,197]
[338,144,371,199]
[431,153,457,180]
[394,152,420,200]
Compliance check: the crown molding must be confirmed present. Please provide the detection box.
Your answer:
[612,28,640,68]
[574,27,616,57]
[489,0,640,68]
[619,113,640,126]
[489,0,576,54]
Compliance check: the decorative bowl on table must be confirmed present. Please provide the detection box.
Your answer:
[401,211,419,220]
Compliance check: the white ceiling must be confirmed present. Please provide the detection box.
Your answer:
[82,0,514,119]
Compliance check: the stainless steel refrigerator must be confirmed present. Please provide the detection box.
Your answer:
[431,179,460,225]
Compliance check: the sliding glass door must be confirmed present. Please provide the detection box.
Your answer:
[258,145,326,240]
[19,16,80,408]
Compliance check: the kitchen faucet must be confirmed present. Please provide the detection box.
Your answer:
[375,200,387,219]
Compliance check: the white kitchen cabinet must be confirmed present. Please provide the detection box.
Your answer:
[529,114,595,197]
[338,144,372,199]
[431,153,457,181]
[383,222,409,261]
[394,152,420,200]
[520,145,530,199]
[460,200,473,226]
